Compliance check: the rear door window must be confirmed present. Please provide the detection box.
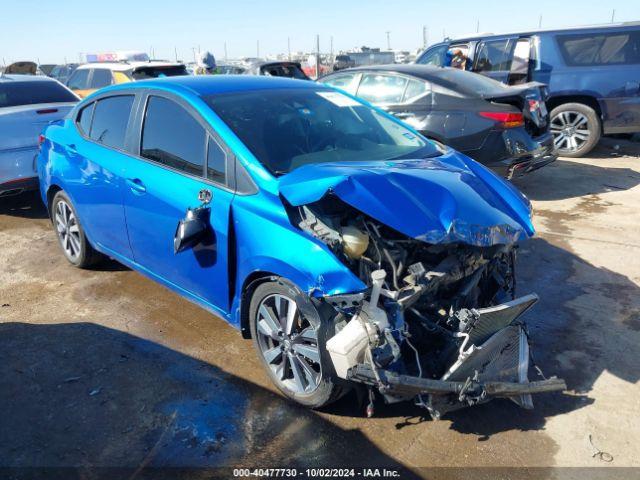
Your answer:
[509,38,532,84]
[67,69,90,90]
[321,72,361,95]
[141,96,206,177]
[474,38,514,72]
[557,31,640,66]
[90,95,134,150]
[89,69,114,89]
[357,73,408,104]
[0,81,78,108]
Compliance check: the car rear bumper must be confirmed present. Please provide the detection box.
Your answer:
[464,129,557,178]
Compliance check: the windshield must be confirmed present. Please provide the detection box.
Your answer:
[205,88,438,175]
[131,65,188,80]
[0,81,78,108]
[260,63,309,80]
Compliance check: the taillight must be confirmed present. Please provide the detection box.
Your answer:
[36,108,58,115]
[38,134,45,148]
[479,111,524,128]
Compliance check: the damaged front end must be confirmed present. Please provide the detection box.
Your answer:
[280,160,565,418]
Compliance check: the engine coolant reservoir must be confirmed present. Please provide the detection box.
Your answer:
[340,225,369,259]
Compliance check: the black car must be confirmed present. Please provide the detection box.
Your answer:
[320,65,556,178]
[333,54,355,71]
[243,61,310,80]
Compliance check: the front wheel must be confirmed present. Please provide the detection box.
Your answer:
[249,279,344,408]
[549,103,601,158]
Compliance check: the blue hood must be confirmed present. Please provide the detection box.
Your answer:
[278,154,534,247]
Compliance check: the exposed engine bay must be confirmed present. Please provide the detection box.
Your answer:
[289,195,566,418]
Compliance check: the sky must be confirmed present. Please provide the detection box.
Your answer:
[1,0,638,64]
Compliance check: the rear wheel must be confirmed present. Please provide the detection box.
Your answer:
[550,103,601,157]
[249,279,343,408]
[51,191,101,268]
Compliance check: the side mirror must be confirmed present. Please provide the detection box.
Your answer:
[174,206,210,254]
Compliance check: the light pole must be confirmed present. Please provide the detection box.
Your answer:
[385,31,391,50]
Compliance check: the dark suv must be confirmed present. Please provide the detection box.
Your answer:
[416,22,640,157]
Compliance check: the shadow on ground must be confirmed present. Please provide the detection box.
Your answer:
[0,191,48,220]
[0,322,417,478]
[514,159,640,202]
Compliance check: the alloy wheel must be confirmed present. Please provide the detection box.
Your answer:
[550,111,591,153]
[54,200,82,261]
[255,293,322,394]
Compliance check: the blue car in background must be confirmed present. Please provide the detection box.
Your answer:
[416,22,640,157]
[38,76,564,416]
[1,75,78,196]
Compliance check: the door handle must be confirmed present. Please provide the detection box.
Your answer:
[66,143,78,155]
[126,178,146,194]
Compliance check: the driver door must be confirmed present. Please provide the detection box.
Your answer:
[123,92,234,313]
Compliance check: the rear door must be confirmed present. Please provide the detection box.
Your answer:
[472,37,518,83]
[123,92,234,313]
[555,29,640,132]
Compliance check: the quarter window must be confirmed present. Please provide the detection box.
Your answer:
[321,73,360,95]
[141,96,206,177]
[403,79,429,103]
[77,102,95,135]
[207,137,226,184]
[357,74,407,104]
[557,31,640,66]
[90,95,134,150]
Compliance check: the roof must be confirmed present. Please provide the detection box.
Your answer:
[76,61,183,72]
[443,20,640,42]
[325,64,446,80]
[0,74,59,84]
[101,75,321,97]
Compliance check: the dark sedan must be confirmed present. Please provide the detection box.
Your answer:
[320,65,556,178]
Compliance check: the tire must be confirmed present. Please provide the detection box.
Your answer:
[249,278,344,408]
[51,190,102,268]
[550,103,601,158]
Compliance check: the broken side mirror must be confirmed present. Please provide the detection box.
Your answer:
[174,206,210,254]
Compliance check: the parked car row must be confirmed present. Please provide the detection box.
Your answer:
[415,21,640,157]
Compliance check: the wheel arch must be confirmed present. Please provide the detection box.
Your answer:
[546,95,603,131]
[46,184,63,218]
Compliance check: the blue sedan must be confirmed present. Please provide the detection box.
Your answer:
[38,76,564,415]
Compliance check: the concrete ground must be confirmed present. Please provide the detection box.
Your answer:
[1,139,639,478]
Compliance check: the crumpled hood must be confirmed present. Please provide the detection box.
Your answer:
[278,153,534,247]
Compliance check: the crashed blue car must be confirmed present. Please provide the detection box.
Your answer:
[38,76,564,417]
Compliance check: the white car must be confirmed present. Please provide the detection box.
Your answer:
[0,75,78,197]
